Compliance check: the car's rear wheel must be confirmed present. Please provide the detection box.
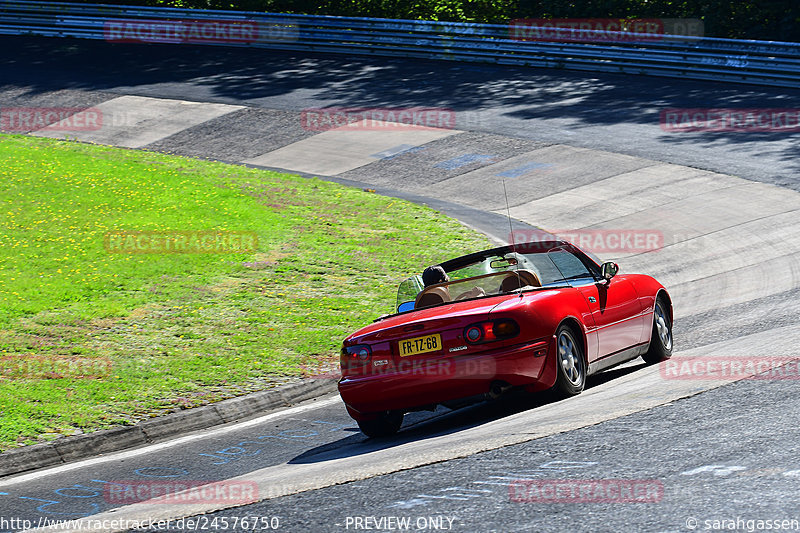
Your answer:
[642,297,673,364]
[357,411,404,438]
[552,324,586,397]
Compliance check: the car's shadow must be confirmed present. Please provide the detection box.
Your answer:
[289,360,648,464]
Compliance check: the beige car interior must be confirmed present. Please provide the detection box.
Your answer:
[499,269,542,292]
[414,269,542,309]
[415,285,452,308]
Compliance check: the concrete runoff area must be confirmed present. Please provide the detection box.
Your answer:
[668,252,800,317]
[501,166,800,318]
[338,131,549,188]
[413,145,657,211]
[31,95,243,148]
[243,122,460,175]
[143,108,318,162]
[505,164,726,231]
[0,88,114,134]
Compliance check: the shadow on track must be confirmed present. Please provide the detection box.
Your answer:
[288,360,648,465]
[2,34,799,180]
[3,36,798,111]
[0,36,800,183]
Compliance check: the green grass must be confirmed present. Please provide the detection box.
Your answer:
[0,134,491,451]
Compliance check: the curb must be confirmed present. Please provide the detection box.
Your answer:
[0,377,338,479]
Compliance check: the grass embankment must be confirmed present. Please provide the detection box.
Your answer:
[0,134,490,451]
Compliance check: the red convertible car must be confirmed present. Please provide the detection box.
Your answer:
[339,240,673,437]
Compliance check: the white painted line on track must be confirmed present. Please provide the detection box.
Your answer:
[0,396,341,487]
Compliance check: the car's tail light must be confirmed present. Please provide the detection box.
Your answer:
[341,344,372,370]
[464,319,520,344]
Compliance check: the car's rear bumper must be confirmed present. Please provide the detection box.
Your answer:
[338,339,555,421]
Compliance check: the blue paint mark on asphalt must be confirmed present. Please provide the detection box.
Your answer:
[134,467,188,478]
[371,144,425,160]
[198,419,351,465]
[496,161,554,178]
[434,154,496,170]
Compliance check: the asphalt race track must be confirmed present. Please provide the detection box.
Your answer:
[1,35,800,533]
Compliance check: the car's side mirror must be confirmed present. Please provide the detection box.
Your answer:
[601,262,619,280]
[397,301,415,313]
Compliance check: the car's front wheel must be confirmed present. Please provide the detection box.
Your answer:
[642,297,673,364]
[552,324,586,397]
[357,411,404,438]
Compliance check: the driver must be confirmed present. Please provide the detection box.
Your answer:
[422,265,485,301]
[422,265,449,287]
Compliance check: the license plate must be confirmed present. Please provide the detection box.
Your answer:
[399,333,442,357]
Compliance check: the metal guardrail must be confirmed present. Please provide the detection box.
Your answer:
[2,0,800,88]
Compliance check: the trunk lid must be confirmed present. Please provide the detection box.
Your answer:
[342,295,520,376]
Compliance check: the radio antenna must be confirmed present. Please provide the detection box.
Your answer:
[502,179,522,286]
[503,179,515,250]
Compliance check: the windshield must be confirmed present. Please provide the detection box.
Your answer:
[395,241,602,313]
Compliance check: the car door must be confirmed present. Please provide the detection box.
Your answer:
[548,248,645,359]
